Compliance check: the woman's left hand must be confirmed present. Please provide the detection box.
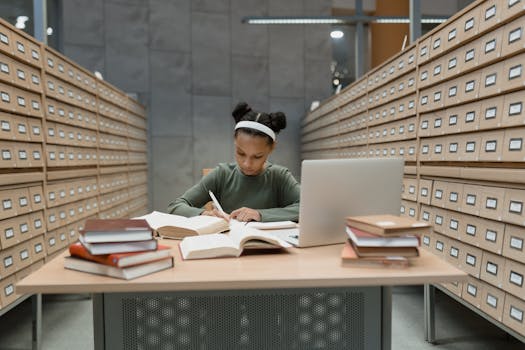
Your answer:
[230,207,261,222]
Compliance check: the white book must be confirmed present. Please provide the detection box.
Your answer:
[135,211,229,239]
[179,221,292,260]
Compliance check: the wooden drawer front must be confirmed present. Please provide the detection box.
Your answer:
[503,224,525,262]
[503,293,525,335]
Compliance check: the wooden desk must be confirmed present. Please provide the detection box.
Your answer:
[17,241,466,350]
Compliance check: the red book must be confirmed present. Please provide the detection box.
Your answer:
[69,242,172,267]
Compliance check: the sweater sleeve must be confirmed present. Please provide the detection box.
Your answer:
[167,167,220,217]
[258,168,300,222]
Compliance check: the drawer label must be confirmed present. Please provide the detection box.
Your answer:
[465,50,475,63]
[509,102,522,116]
[467,284,477,296]
[423,236,430,245]
[448,86,457,97]
[19,197,27,206]
[2,199,12,209]
[4,256,13,267]
[466,194,476,205]
[421,188,428,197]
[486,262,498,275]
[485,5,496,20]
[450,219,458,230]
[486,230,497,242]
[465,80,475,92]
[435,215,443,225]
[466,142,476,152]
[19,223,28,233]
[448,29,457,41]
[450,247,459,258]
[448,57,457,69]
[436,241,444,251]
[485,107,497,119]
[510,271,523,286]
[510,236,523,250]
[449,192,458,202]
[485,74,496,87]
[509,200,523,214]
[485,39,496,53]
[4,227,14,238]
[509,65,522,80]
[35,243,43,253]
[510,306,523,322]
[486,198,498,209]
[466,254,476,266]
[485,140,497,152]
[435,189,443,199]
[34,219,42,228]
[449,143,458,153]
[465,18,474,31]
[20,249,29,260]
[509,138,522,151]
[466,224,477,236]
[486,294,497,308]
[509,28,522,43]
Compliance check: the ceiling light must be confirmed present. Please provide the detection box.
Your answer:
[330,30,344,39]
[243,17,347,25]
[46,27,53,35]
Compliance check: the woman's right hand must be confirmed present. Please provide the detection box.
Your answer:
[201,209,230,221]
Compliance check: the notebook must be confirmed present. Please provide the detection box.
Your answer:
[273,158,404,247]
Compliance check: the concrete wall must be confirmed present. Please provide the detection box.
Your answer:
[60,0,332,211]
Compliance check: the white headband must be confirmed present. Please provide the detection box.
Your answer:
[235,120,276,141]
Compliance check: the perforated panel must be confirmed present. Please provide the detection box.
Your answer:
[104,287,382,350]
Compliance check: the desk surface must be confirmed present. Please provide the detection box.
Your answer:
[17,240,466,294]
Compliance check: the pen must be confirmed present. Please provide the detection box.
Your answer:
[208,190,227,218]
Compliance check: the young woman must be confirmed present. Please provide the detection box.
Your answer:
[167,102,300,222]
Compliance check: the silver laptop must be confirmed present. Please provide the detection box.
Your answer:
[278,158,404,247]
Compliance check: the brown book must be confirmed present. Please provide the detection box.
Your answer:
[349,239,419,258]
[81,219,153,243]
[346,214,431,237]
[341,241,409,268]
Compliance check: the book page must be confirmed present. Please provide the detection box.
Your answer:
[136,211,228,234]
[228,222,292,249]
[179,234,238,259]
[135,211,190,230]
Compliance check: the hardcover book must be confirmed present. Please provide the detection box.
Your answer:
[341,241,409,268]
[346,227,420,247]
[80,219,153,243]
[78,235,158,255]
[345,214,431,237]
[69,242,172,267]
[64,256,174,280]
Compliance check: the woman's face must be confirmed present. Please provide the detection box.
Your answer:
[234,132,274,176]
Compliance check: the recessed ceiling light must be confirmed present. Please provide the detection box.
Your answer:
[330,30,344,39]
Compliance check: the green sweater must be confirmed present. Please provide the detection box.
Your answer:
[167,163,300,222]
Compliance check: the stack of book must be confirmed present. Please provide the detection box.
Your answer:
[64,219,174,279]
[342,214,432,268]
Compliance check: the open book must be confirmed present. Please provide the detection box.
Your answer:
[179,221,292,260]
[136,211,229,239]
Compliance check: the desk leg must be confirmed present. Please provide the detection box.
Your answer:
[93,294,105,350]
[382,286,392,350]
[31,293,42,350]
[424,284,436,343]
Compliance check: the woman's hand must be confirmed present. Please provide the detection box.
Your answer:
[230,207,261,222]
[201,209,230,221]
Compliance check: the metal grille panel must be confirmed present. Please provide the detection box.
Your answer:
[114,288,375,350]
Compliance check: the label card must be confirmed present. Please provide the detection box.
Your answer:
[466,194,476,205]
[486,294,497,308]
[510,236,523,250]
[466,224,477,236]
[509,200,523,214]
[436,241,444,251]
[509,28,522,43]
[509,102,522,116]
[485,74,497,87]
[465,80,475,92]
[486,198,498,209]
[467,284,477,296]
[465,49,475,62]
[509,138,523,151]
[486,230,497,242]
[485,39,496,53]
[466,141,476,152]
[485,5,496,20]
[449,86,457,97]
[448,57,457,69]
[510,271,523,286]
[450,219,459,230]
[448,28,457,41]
[485,140,497,152]
[485,107,497,119]
[465,18,474,31]
[435,189,443,199]
[466,254,476,266]
[486,262,498,275]
[450,247,459,257]
[510,306,523,322]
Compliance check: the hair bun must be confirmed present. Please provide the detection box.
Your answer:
[269,111,287,132]
[232,102,251,122]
